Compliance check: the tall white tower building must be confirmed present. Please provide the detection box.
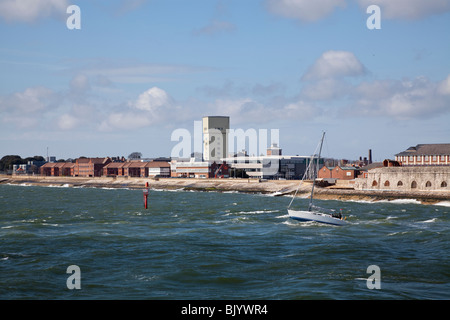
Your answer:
[202,116,229,162]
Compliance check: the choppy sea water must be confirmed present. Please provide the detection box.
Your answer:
[0,184,449,300]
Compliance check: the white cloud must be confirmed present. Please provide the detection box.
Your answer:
[99,111,152,131]
[302,50,366,81]
[100,87,185,131]
[356,0,450,20]
[70,74,90,93]
[265,0,346,22]
[57,113,79,130]
[211,97,318,125]
[133,87,173,113]
[301,78,350,100]
[0,86,57,129]
[0,86,56,113]
[265,0,450,22]
[437,75,450,95]
[350,75,450,119]
[0,0,69,23]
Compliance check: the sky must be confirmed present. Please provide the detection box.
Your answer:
[1,0,450,162]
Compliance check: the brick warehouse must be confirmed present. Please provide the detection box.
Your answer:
[40,157,170,178]
[318,165,361,180]
[103,160,170,178]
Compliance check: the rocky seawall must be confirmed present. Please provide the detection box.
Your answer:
[1,175,449,205]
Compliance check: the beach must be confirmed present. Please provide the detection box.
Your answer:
[1,174,449,205]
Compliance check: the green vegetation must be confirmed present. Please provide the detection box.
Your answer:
[0,155,45,172]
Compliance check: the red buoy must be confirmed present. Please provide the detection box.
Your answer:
[143,182,149,209]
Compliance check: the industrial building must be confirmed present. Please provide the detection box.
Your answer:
[202,116,229,162]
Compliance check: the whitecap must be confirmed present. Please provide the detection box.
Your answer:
[434,201,450,207]
[388,199,422,205]
[234,210,279,215]
[420,218,437,223]
[386,216,398,220]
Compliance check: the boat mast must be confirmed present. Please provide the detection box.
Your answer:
[308,131,325,211]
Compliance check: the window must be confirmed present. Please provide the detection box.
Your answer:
[397,181,403,187]
[384,180,390,187]
[441,155,446,162]
[372,180,378,187]
[425,181,432,188]
[411,181,417,188]
[432,156,437,162]
[441,181,448,188]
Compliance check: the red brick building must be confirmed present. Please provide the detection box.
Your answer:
[74,157,111,177]
[318,165,360,180]
[103,160,171,178]
[40,162,75,176]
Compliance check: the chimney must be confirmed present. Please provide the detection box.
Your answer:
[368,149,372,164]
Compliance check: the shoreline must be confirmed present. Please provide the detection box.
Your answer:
[1,174,449,205]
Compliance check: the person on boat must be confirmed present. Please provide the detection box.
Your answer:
[332,209,343,219]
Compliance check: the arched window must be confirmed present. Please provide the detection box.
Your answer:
[397,181,403,187]
[384,180,390,187]
[441,181,448,188]
[411,181,417,188]
[426,181,432,188]
[372,180,378,187]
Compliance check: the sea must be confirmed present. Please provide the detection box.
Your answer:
[0,183,449,300]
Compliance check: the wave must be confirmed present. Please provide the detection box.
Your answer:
[434,201,450,207]
[225,209,279,216]
[46,184,70,188]
[419,218,437,223]
[6,183,33,187]
[345,198,423,205]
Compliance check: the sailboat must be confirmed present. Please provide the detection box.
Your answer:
[287,132,347,226]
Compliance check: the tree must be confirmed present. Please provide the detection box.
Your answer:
[128,152,142,160]
[0,155,25,172]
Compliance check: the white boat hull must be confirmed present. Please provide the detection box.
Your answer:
[288,209,347,226]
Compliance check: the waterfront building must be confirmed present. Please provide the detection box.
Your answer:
[318,165,361,180]
[170,158,229,178]
[103,162,126,177]
[395,144,450,166]
[355,166,450,191]
[145,160,171,178]
[266,143,281,156]
[103,160,171,178]
[74,157,111,177]
[203,116,229,162]
[40,162,74,176]
[223,154,314,180]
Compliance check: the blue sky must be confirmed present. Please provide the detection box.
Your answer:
[1,0,450,161]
